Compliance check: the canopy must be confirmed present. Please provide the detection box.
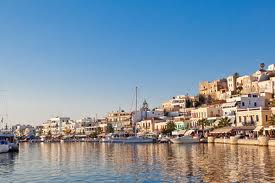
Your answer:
[264,126,275,131]
[210,127,233,134]
[221,102,237,108]
[253,126,263,132]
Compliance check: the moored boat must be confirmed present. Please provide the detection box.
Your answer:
[170,136,200,144]
[123,136,155,144]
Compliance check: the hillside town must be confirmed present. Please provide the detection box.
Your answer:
[8,63,275,143]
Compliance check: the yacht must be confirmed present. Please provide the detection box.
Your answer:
[170,135,200,144]
[124,136,155,144]
[123,87,155,144]
[170,130,200,144]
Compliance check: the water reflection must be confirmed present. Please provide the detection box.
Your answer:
[0,143,275,182]
[0,152,17,175]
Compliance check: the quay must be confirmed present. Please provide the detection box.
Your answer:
[208,136,275,146]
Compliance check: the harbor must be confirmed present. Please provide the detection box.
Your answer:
[1,142,275,182]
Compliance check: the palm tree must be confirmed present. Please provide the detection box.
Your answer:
[218,117,232,128]
[197,118,210,136]
[269,114,275,126]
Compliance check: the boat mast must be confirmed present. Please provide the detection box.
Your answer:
[135,86,138,136]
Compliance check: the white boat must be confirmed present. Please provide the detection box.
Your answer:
[170,136,200,144]
[123,136,155,144]
[0,141,10,153]
[0,134,19,152]
[123,87,155,144]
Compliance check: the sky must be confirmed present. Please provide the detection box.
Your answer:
[0,0,275,125]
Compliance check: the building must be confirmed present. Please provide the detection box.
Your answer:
[106,110,132,131]
[162,95,197,111]
[12,124,36,138]
[236,75,259,95]
[199,79,228,100]
[227,75,238,93]
[191,106,222,120]
[236,107,271,127]
[132,100,165,123]
[137,118,167,134]
[42,117,70,136]
[221,93,266,117]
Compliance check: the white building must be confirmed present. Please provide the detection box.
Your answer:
[221,94,266,117]
[42,117,70,135]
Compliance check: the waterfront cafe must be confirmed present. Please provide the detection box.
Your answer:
[263,125,275,138]
[210,126,255,138]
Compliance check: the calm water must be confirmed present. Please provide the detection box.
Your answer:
[0,143,275,183]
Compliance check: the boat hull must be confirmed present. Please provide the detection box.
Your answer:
[171,136,200,144]
[0,144,9,153]
[123,137,155,144]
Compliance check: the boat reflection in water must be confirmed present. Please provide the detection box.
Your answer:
[0,152,17,176]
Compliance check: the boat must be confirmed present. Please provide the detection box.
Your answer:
[170,135,200,144]
[170,129,200,144]
[124,136,155,144]
[0,134,19,152]
[158,136,171,143]
[123,87,155,144]
[0,141,9,153]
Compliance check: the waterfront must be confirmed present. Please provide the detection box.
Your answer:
[0,143,275,182]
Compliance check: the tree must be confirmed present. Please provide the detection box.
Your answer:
[47,130,52,138]
[198,94,206,104]
[197,118,210,135]
[106,123,114,134]
[236,86,243,95]
[269,114,275,126]
[89,132,98,138]
[63,127,71,136]
[95,127,103,134]
[185,99,193,108]
[161,121,176,135]
[218,117,232,128]
[206,95,213,105]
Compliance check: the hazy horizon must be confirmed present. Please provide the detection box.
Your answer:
[0,0,275,125]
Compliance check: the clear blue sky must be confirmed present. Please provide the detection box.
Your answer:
[0,0,275,125]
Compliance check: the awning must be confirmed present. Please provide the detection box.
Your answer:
[221,102,237,108]
[264,126,275,131]
[253,126,263,132]
[210,127,233,134]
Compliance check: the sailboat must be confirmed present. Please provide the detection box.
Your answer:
[123,87,155,144]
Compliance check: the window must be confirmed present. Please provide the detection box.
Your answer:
[266,115,268,122]
[242,102,245,107]
[239,116,242,122]
[244,116,247,123]
[256,115,259,121]
[254,102,257,107]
